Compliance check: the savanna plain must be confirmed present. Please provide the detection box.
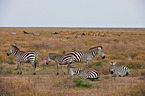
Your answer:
[0,27,145,96]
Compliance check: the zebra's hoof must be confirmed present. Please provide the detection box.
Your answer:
[7,53,10,56]
[57,73,59,75]
[33,73,36,75]
[20,72,22,75]
[17,72,19,74]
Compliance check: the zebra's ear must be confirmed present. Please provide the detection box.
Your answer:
[113,62,116,65]
[109,62,113,65]
[11,44,15,47]
[98,46,103,49]
[12,43,16,46]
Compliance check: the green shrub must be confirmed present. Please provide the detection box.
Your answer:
[73,76,93,88]
[72,48,76,51]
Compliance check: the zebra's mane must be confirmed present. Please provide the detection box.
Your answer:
[49,53,71,56]
[59,53,72,56]
[12,45,20,51]
[89,46,103,50]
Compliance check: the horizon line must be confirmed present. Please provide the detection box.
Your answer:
[0,26,145,29]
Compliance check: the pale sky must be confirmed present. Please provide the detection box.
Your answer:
[0,0,145,27]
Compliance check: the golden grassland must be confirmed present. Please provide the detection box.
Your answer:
[0,27,145,96]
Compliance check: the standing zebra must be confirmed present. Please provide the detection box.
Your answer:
[46,53,74,75]
[67,46,105,69]
[69,68,100,80]
[7,45,38,75]
[108,62,130,77]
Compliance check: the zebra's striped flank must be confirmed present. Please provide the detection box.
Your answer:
[7,45,38,75]
[46,53,74,75]
[69,68,100,80]
[67,46,105,69]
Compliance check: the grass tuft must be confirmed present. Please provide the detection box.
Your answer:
[73,76,93,88]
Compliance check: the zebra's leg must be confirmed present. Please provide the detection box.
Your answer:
[20,62,22,74]
[61,65,65,75]
[85,60,90,70]
[126,72,129,76]
[56,63,59,75]
[67,64,71,76]
[31,61,36,75]
[17,62,20,74]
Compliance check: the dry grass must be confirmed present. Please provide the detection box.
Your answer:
[0,27,145,96]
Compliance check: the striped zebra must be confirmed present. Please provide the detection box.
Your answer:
[46,53,74,75]
[69,68,100,80]
[7,45,38,75]
[67,46,105,69]
[108,62,130,77]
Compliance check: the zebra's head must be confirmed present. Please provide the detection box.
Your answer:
[70,68,83,76]
[89,46,105,59]
[7,45,18,56]
[109,62,116,74]
[46,54,57,65]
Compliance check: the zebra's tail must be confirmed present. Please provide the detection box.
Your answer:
[34,53,39,68]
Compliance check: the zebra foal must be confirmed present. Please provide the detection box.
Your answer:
[108,62,130,77]
[7,45,38,75]
[46,53,74,75]
[69,68,100,80]
[67,46,105,69]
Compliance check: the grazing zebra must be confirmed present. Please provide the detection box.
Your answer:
[33,33,40,36]
[69,68,100,80]
[67,46,105,69]
[23,31,29,34]
[75,34,83,38]
[51,32,58,35]
[7,45,38,75]
[46,53,74,75]
[108,62,130,77]
[10,32,17,35]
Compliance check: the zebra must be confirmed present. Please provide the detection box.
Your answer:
[46,53,74,75]
[69,68,100,81]
[7,45,38,75]
[108,62,130,77]
[10,32,17,35]
[67,46,105,69]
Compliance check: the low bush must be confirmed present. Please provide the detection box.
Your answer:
[73,76,93,88]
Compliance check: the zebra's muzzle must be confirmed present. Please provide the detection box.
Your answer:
[102,55,105,59]
[110,71,114,74]
[46,62,49,65]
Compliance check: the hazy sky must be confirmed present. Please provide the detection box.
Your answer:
[0,0,145,27]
